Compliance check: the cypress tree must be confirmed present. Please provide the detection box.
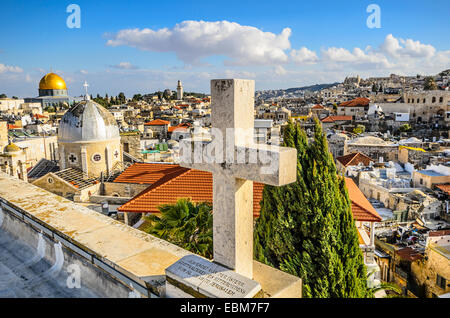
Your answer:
[254,119,371,298]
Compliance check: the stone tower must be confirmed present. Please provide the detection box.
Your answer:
[57,99,122,178]
[177,80,183,100]
[0,143,28,182]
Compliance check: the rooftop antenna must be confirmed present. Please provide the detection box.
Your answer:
[83,81,90,100]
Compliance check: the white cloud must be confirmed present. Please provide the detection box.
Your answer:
[380,34,435,59]
[290,47,318,64]
[0,63,23,74]
[80,69,89,75]
[222,69,256,78]
[273,65,287,76]
[107,20,292,66]
[321,47,392,68]
[110,62,139,70]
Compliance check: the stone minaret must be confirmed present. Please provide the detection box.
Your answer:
[177,80,183,100]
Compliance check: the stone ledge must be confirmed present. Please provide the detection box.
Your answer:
[0,172,190,297]
[253,261,302,298]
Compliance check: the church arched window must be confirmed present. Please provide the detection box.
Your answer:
[92,153,102,162]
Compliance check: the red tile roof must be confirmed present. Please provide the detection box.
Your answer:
[337,152,373,167]
[321,115,353,123]
[436,184,450,196]
[312,104,325,110]
[144,119,170,126]
[340,97,370,107]
[118,166,265,217]
[396,247,423,262]
[429,229,450,237]
[345,177,382,222]
[168,123,190,133]
[7,124,21,129]
[113,163,184,184]
[116,164,380,222]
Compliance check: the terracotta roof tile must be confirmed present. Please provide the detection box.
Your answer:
[340,97,370,107]
[429,229,450,237]
[144,119,170,126]
[345,177,382,222]
[337,152,373,167]
[113,163,185,184]
[321,115,353,123]
[396,247,423,262]
[168,123,190,133]
[118,166,264,217]
[116,164,380,222]
[436,184,450,196]
[312,104,325,109]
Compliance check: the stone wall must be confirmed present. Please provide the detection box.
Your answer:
[121,134,142,160]
[102,182,149,198]
[0,172,192,297]
[410,243,450,297]
[347,144,398,162]
[32,172,78,200]
[0,205,134,297]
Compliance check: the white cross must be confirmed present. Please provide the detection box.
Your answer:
[180,79,297,279]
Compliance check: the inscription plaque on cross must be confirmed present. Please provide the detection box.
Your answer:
[180,79,297,279]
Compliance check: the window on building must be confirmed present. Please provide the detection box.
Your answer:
[432,97,436,103]
[420,178,423,185]
[436,274,446,289]
[423,98,426,103]
[439,97,443,103]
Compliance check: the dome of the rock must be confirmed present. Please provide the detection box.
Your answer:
[39,73,67,90]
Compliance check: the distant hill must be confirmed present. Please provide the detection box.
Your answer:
[255,82,340,99]
[284,82,340,93]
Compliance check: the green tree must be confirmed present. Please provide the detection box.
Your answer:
[146,199,213,259]
[254,119,371,298]
[0,93,7,98]
[424,77,437,90]
[399,124,412,133]
[371,83,378,93]
[117,92,126,103]
[353,125,366,135]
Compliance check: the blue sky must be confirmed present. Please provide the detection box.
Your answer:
[0,0,449,97]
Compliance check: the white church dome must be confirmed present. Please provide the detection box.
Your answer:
[58,100,120,142]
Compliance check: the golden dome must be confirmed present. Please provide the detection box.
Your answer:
[39,73,67,90]
[4,143,21,154]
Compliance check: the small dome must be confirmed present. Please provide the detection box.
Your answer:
[58,100,120,142]
[349,136,390,145]
[330,133,349,140]
[4,143,21,154]
[39,73,67,90]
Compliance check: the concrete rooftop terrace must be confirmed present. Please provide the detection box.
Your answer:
[0,228,100,297]
[0,172,191,297]
[0,172,302,298]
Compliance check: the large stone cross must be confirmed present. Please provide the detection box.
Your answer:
[180,79,297,279]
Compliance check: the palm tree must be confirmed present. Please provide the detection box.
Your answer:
[146,199,213,259]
